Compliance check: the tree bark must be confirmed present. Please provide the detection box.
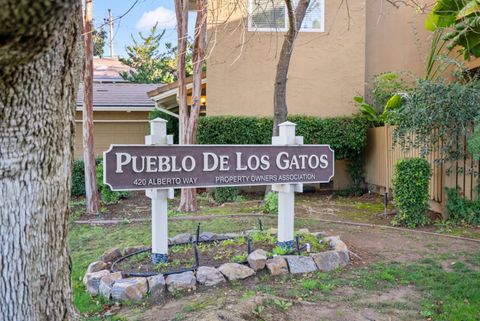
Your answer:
[272,0,310,136]
[0,1,82,320]
[83,0,100,215]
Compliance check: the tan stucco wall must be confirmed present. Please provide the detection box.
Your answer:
[74,111,150,158]
[365,1,432,85]
[206,0,366,117]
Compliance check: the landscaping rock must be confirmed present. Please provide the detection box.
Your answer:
[218,263,255,281]
[311,231,327,239]
[111,277,148,302]
[247,249,268,271]
[196,266,226,286]
[297,228,310,234]
[311,250,342,272]
[284,256,317,274]
[147,274,166,297]
[269,228,278,235]
[223,232,241,239]
[337,250,350,267]
[83,270,110,296]
[198,231,217,242]
[166,271,196,292]
[266,257,289,276]
[100,248,123,264]
[325,236,348,251]
[171,233,191,244]
[99,272,122,299]
[123,246,148,256]
[85,261,107,274]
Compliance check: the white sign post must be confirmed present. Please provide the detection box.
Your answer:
[272,121,304,248]
[145,118,174,264]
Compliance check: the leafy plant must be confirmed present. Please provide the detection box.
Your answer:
[272,246,293,256]
[232,253,248,263]
[353,93,403,123]
[392,158,431,228]
[214,187,239,204]
[263,192,278,214]
[95,161,129,204]
[426,0,480,59]
[302,279,321,291]
[445,187,480,226]
[273,299,292,311]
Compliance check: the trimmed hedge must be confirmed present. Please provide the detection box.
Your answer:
[392,158,431,228]
[196,115,369,160]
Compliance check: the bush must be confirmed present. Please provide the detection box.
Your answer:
[71,159,86,196]
[263,192,278,214]
[214,187,238,204]
[95,161,129,204]
[197,115,369,192]
[445,188,480,226]
[392,158,431,228]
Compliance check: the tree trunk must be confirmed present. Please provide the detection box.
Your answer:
[272,0,310,136]
[0,1,82,320]
[83,0,100,215]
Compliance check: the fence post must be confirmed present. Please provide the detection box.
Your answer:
[272,121,303,248]
[145,118,174,264]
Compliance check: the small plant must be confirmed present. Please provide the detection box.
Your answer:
[95,161,129,204]
[445,187,480,226]
[252,304,265,319]
[302,279,321,291]
[232,253,248,263]
[263,192,278,214]
[250,230,276,243]
[214,187,238,204]
[272,246,292,256]
[392,158,431,228]
[273,299,292,311]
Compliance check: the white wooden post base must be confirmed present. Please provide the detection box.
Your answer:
[272,121,304,248]
[145,118,174,264]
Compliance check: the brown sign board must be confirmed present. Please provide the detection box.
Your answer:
[103,145,334,191]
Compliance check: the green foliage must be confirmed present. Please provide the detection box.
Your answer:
[392,158,431,228]
[232,253,248,263]
[426,0,480,59]
[392,78,480,165]
[272,246,293,256]
[92,26,107,58]
[263,192,278,214]
[149,108,179,143]
[213,187,238,204]
[445,187,480,226]
[71,159,86,196]
[95,161,129,204]
[119,23,191,84]
[197,115,369,190]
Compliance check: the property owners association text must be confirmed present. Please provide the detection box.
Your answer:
[114,151,329,174]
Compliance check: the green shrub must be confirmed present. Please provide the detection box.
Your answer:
[263,192,278,214]
[71,159,86,196]
[197,115,369,191]
[445,187,480,226]
[95,161,129,204]
[214,187,238,204]
[392,158,431,228]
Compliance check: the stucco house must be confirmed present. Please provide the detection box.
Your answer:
[75,58,160,158]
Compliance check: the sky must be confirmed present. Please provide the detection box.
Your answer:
[93,0,195,58]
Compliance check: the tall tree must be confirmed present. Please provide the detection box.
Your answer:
[272,0,310,136]
[175,0,207,212]
[83,0,101,215]
[0,0,81,320]
[92,26,107,57]
[120,24,182,84]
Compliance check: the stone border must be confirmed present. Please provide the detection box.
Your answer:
[83,230,349,303]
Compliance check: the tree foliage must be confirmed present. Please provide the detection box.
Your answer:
[119,23,192,84]
[426,0,480,58]
[92,26,106,57]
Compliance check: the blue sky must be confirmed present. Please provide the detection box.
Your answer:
[93,0,195,57]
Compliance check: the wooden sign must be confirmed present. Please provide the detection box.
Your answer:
[104,145,334,191]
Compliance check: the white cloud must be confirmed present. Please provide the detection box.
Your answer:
[136,7,176,30]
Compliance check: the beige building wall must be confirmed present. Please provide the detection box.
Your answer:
[74,111,150,158]
[206,0,366,117]
[365,1,432,84]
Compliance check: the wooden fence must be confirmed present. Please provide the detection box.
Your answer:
[364,126,480,214]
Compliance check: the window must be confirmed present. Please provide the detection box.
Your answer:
[248,0,325,32]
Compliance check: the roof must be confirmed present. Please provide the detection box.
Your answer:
[93,57,131,82]
[147,72,207,98]
[76,82,161,110]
